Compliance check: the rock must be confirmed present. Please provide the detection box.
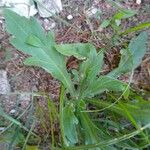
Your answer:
[0,0,4,7]
[86,6,98,17]
[136,0,141,5]
[36,0,62,18]
[43,18,56,30]
[9,109,16,114]
[67,14,73,20]
[0,0,62,18]
[0,0,37,18]
[0,127,5,131]
[0,70,10,94]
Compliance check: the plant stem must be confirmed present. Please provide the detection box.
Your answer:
[59,85,67,147]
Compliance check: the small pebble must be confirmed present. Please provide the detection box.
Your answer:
[91,7,98,15]
[86,7,98,17]
[67,14,73,20]
[0,127,5,131]
[0,20,3,24]
[44,19,49,24]
[44,19,56,30]
[50,22,56,28]
[136,0,141,5]
[10,109,16,114]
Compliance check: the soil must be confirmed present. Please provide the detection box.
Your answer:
[0,0,150,148]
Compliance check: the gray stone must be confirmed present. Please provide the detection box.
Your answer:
[67,14,73,20]
[0,0,37,18]
[0,70,10,94]
[37,0,62,17]
[86,6,98,17]
[43,18,56,30]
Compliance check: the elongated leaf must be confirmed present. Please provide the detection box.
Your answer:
[120,22,150,35]
[55,43,96,60]
[63,103,78,145]
[80,50,103,81]
[76,100,117,150]
[100,9,136,29]
[78,111,100,149]
[126,31,148,69]
[79,50,104,98]
[85,51,104,85]
[108,32,148,78]
[4,9,74,94]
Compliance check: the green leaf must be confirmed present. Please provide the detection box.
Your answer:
[4,9,74,95]
[120,100,150,125]
[63,103,78,145]
[89,97,150,125]
[78,111,100,149]
[65,122,150,150]
[79,50,104,98]
[4,9,47,44]
[55,43,96,60]
[113,9,136,20]
[120,22,150,35]
[100,19,111,28]
[80,50,103,83]
[26,145,38,150]
[83,76,128,98]
[128,32,148,68]
[108,32,148,78]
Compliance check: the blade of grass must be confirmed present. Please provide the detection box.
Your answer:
[0,103,31,135]
[47,96,58,150]
[119,102,150,143]
[8,126,20,150]
[59,85,67,147]
[0,105,39,138]
[22,121,35,150]
[0,107,21,126]
[35,102,48,134]
[120,22,150,35]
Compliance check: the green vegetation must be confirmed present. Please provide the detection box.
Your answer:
[0,6,150,150]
